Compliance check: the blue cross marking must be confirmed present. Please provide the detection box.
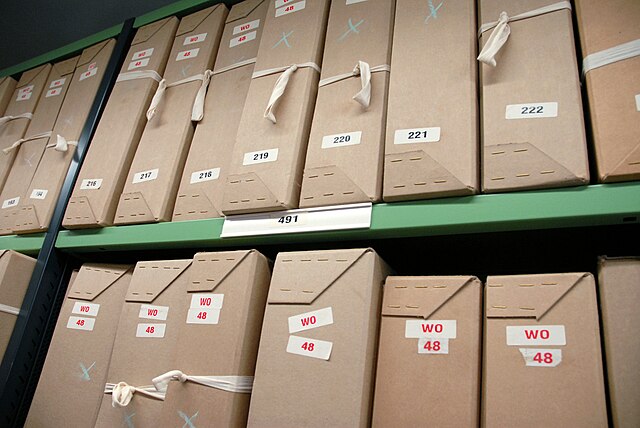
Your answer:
[273,31,294,49]
[78,361,96,381]
[124,412,136,428]
[338,18,365,42]
[425,0,444,24]
[178,410,199,428]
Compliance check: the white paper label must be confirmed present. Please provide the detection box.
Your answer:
[519,348,562,367]
[138,304,169,321]
[275,0,294,8]
[346,0,368,4]
[506,325,566,346]
[505,102,558,119]
[184,33,207,45]
[190,168,220,184]
[635,94,640,112]
[176,48,199,61]
[30,189,48,200]
[418,338,449,354]
[286,335,332,360]
[128,58,150,70]
[189,293,224,309]
[67,316,95,331]
[136,323,166,338]
[186,308,220,324]
[2,197,19,209]
[88,62,97,70]
[243,148,278,165]
[80,178,103,190]
[288,307,333,334]
[132,48,154,60]
[72,302,100,317]
[233,19,260,35]
[16,85,34,101]
[50,78,66,88]
[405,320,457,339]
[80,68,98,81]
[132,168,158,184]
[230,31,257,48]
[45,88,62,98]
[275,0,306,17]
[321,131,362,149]
[394,127,441,144]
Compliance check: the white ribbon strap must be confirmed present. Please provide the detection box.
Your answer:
[146,78,167,121]
[3,131,53,155]
[213,57,257,75]
[317,62,390,109]
[152,370,254,394]
[0,112,33,127]
[46,134,78,152]
[582,38,640,77]
[145,71,214,121]
[191,70,214,122]
[477,1,572,67]
[116,70,163,83]
[105,382,166,408]
[0,303,20,316]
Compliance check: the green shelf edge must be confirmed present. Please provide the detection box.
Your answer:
[55,183,640,253]
[0,234,45,255]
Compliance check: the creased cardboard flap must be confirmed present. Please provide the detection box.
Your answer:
[268,248,370,304]
[116,192,156,223]
[64,196,98,227]
[177,4,223,36]
[0,250,7,259]
[486,273,590,319]
[173,191,221,220]
[132,17,176,45]
[606,143,640,181]
[12,205,40,234]
[223,172,285,214]
[301,165,371,206]
[77,40,111,67]
[16,64,50,87]
[227,0,265,23]
[382,276,478,319]
[126,259,192,303]
[188,250,253,292]
[52,56,80,77]
[68,264,131,301]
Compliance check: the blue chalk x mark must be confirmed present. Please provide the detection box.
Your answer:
[338,18,365,42]
[425,0,444,24]
[78,361,96,381]
[179,410,199,428]
[273,31,294,49]
[124,412,136,428]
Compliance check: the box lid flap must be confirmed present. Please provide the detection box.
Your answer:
[188,250,253,292]
[227,0,265,23]
[382,276,478,319]
[486,273,591,319]
[132,16,178,44]
[17,63,51,87]
[68,264,132,301]
[52,56,80,77]
[126,259,192,302]
[77,39,112,67]
[268,249,370,304]
[0,250,7,258]
[177,4,223,36]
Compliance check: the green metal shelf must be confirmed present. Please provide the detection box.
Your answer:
[0,234,44,255]
[55,183,640,253]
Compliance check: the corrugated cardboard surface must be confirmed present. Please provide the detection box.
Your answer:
[173,0,268,221]
[64,18,179,229]
[0,76,17,116]
[384,0,478,202]
[372,276,482,427]
[248,248,392,427]
[26,264,133,428]
[483,273,608,427]
[574,1,640,182]
[160,250,271,427]
[221,0,331,215]
[479,0,588,193]
[598,256,640,428]
[114,5,227,225]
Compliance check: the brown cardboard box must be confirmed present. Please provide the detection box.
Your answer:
[598,256,640,427]
[248,248,392,427]
[0,64,51,191]
[0,250,36,360]
[26,264,133,428]
[483,273,608,427]
[63,18,179,229]
[372,276,482,427]
[221,0,331,215]
[10,40,115,234]
[173,0,269,221]
[94,258,193,428]
[157,250,271,427]
[479,1,589,193]
[384,0,478,202]
[0,57,79,235]
[113,5,227,225]
[0,76,17,116]
[574,1,640,182]
[299,0,394,207]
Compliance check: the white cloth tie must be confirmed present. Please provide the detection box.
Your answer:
[105,382,165,408]
[152,370,254,394]
[116,70,163,83]
[213,57,257,75]
[477,1,572,67]
[146,71,214,122]
[3,131,53,155]
[46,134,78,152]
[582,38,640,77]
[191,70,214,122]
[0,112,33,127]
[0,303,20,316]
[318,62,390,109]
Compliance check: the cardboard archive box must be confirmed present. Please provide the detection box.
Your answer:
[113,5,227,225]
[9,40,115,234]
[221,0,331,215]
[0,64,51,191]
[574,1,640,182]
[372,276,482,427]
[63,17,179,229]
[598,256,640,427]
[483,273,608,427]
[384,0,478,202]
[173,0,269,222]
[299,0,394,207]
[157,250,271,427]
[248,248,392,427]
[478,0,589,193]
[0,76,17,117]
[0,57,78,235]
[26,264,133,428]
[0,250,36,360]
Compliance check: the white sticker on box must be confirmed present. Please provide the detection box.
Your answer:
[30,189,48,200]
[286,335,332,360]
[272,211,307,227]
[321,131,362,149]
[394,127,441,144]
[67,316,95,331]
[233,19,260,35]
[186,307,220,324]
[275,0,306,17]
[72,301,100,317]
[189,293,224,309]
[505,102,558,119]
[519,348,562,367]
[128,58,150,71]
[176,48,199,61]
[45,88,62,98]
[80,178,103,190]
[506,325,566,346]
[418,338,449,354]
[405,320,457,339]
[230,31,257,48]
[2,197,19,209]
[139,304,169,321]
[16,85,34,101]
[136,323,166,338]
[346,0,368,4]
[636,94,640,112]
[50,78,66,88]
[132,168,158,184]
[190,168,220,184]
[243,148,278,165]
[88,62,97,70]
[184,33,207,45]
[288,307,333,334]
[275,0,294,8]
[80,68,98,81]
[132,48,154,60]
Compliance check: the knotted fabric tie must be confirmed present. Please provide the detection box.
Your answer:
[318,62,390,109]
[152,370,254,394]
[105,382,165,408]
[0,303,20,316]
[582,38,640,77]
[146,71,214,122]
[46,134,77,152]
[116,70,163,83]
[477,1,572,67]
[3,131,52,155]
[0,112,33,127]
